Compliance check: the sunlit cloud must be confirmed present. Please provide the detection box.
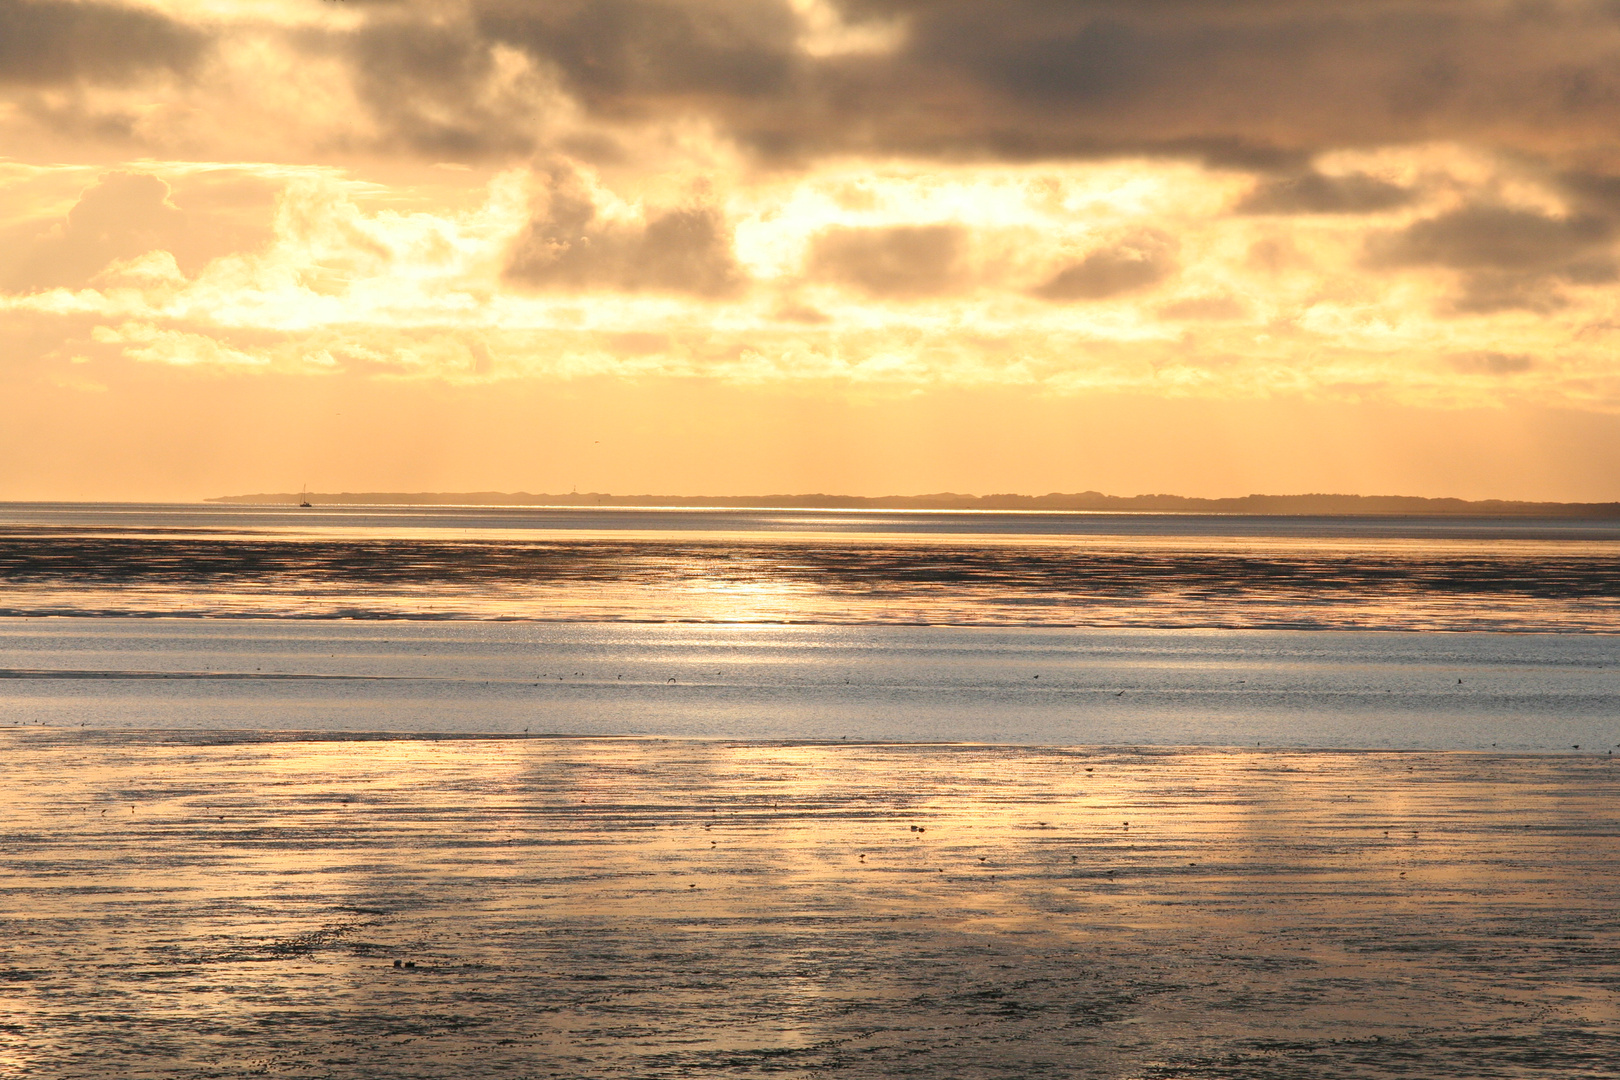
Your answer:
[2,149,1616,412]
[6,1,1620,498]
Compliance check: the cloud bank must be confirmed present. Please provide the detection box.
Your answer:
[7,0,1620,499]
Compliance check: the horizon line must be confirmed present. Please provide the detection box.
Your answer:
[195,490,1620,517]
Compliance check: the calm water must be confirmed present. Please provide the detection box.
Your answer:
[5,507,1620,1076]
[2,619,1616,751]
[6,500,1620,540]
[2,502,1618,630]
[2,503,1617,748]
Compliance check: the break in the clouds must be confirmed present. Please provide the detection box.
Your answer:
[8,0,1620,493]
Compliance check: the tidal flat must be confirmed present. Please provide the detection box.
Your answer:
[3,732,1617,1079]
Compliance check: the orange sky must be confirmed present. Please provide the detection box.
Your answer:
[6,0,1620,500]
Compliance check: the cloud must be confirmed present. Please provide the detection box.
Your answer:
[1236,172,1413,215]
[1367,205,1617,312]
[17,0,1620,181]
[0,168,282,296]
[288,1,1620,169]
[2,172,185,292]
[476,0,800,106]
[1557,171,1620,218]
[344,18,545,158]
[805,224,962,297]
[25,1,1620,175]
[8,158,1620,416]
[1447,351,1535,375]
[504,165,743,296]
[1374,207,1612,272]
[789,1,1620,164]
[1032,231,1175,301]
[91,321,267,368]
[0,0,206,86]
[1158,294,1248,321]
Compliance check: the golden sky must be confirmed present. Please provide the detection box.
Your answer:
[5,0,1620,500]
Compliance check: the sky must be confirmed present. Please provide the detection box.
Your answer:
[6,0,1620,501]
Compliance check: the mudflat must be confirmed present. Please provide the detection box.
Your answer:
[3,732,1617,1078]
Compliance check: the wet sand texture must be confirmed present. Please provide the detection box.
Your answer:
[2,734,1618,1078]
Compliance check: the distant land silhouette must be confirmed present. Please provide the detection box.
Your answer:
[208,491,1620,517]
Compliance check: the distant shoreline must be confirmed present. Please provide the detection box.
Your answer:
[205,490,1620,517]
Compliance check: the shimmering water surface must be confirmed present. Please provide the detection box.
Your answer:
[4,505,1620,1078]
[2,502,1618,631]
[3,501,1617,749]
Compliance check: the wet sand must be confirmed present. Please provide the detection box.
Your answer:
[3,732,1617,1078]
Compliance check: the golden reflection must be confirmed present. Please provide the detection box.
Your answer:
[5,733,1617,1074]
[2,515,1615,631]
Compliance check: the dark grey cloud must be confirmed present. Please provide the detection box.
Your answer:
[343,19,540,157]
[1236,172,1414,215]
[308,2,1620,168]
[1368,205,1617,312]
[1555,170,1620,218]
[477,0,798,107]
[1374,207,1612,272]
[505,166,742,296]
[806,225,962,297]
[0,0,206,85]
[1033,232,1176,301]
[816,0,1589,164]
[1447,351,1535,375]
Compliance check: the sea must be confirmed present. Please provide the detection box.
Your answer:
[6,503,1620,1078]
[2,501,1616,750]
